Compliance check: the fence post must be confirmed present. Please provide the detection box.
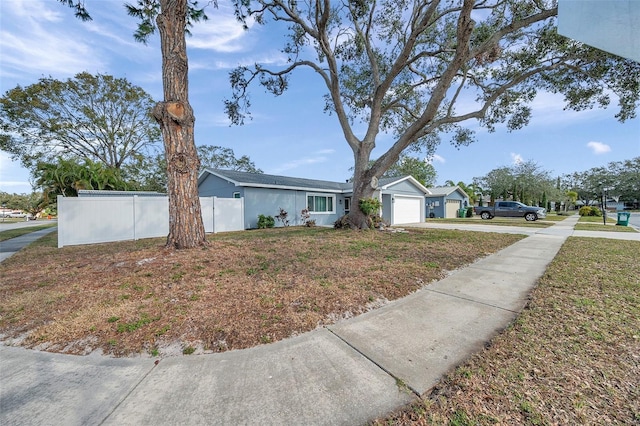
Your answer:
[57,195,64,248]
[212,196,217,234]
[133,195,137,241]
[241,197,245,231]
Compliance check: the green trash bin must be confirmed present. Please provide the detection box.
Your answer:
[616,211,630,226]
[458,208,466,218]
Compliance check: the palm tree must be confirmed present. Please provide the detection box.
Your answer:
[565,190,578,212]
[36,158,129,202]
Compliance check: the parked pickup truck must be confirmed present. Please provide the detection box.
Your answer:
[474,201,546,221]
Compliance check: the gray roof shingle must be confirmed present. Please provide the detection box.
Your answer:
[204,168,352,192]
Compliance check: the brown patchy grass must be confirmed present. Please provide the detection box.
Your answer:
[375,237,640,425]
[0,227,523,357]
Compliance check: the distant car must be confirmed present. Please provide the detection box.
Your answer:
[9,211,28,218]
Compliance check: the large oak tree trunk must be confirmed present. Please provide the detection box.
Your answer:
[154,0,207,249]
[347,144,378,229]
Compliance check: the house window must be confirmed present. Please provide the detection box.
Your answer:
[344,197,351,213]
[307,193,335,213]
[233,192,241,198]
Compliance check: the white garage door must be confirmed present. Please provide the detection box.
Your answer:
[393,196,422,224]
[445,199,461,218]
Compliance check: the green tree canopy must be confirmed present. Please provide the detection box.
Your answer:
[197,145,263,173]
[474,160,559,206]
[350,154,437,187]
[122,145,263,192]
[562,157,640,206]
[0,72,161,172]
[0,191,45,216]
[227,0,639,228]
[36,158,130,202]
[444,181,481,205]
[382,154,437,187]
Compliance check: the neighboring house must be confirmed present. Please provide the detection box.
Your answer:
[197,168,430,229]
[425,186,470,218]
[575,198,626,211]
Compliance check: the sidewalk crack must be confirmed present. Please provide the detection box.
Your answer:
[98,360,160,425]
[325,328,422,398]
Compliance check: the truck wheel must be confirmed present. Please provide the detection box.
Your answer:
[480,212,491,220]
[525,212,537,221]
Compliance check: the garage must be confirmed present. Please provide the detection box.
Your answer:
[425,186,470,219]
[393,196,422,224]
[445,199,461,218]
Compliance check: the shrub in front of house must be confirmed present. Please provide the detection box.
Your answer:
[334,214,351,229]
[275,208,290,227]
[579,206,602,217]
[579,206,591,216]
[258,214,275,229]
[590,206,602,216]
[359,197,382,216]
[300,208,316,227]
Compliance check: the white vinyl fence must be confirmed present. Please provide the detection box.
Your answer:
[57,195,244,248]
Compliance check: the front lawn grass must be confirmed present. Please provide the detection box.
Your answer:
[578,215,608,223]
[0,223,58,242]
[574,223,638,232]
[0,227,523,357]
[426,216,552,227]
[376,237,640,425]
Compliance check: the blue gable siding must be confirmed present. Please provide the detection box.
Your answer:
[382,180,422,195]
[445,191,468,204]
[199,174,240,198]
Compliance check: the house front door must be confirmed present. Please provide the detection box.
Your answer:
[344,197,351,214]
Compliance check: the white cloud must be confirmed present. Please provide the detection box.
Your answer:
[190,51,290,72]
[187,5,254,53]
[586,141,611,154]
[314,149,336,155]
[427,154,446,164]
[4,0,64,22]
[0,3,107,81]
[510,152,524,165]
[270,150,335,174]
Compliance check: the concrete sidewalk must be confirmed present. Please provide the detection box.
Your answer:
[0,226,57,263]
[408,215,640,241]
[0,215,632,425]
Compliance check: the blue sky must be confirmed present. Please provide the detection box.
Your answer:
[1,0,638,195]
